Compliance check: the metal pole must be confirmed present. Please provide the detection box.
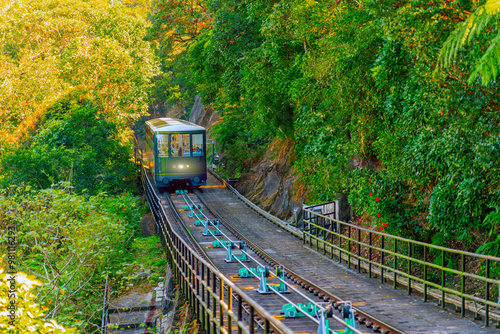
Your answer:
[101,271,109,334]
[486,259,490,326]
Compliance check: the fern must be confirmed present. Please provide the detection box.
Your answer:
[438,0,500,85]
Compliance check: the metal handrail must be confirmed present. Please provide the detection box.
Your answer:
[208,169,303,238]
[302,209,500,326]
[100,271,109,334]
[140,165,295,334]
[306,210,500,261]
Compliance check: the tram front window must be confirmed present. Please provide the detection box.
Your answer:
[170,133,191,157]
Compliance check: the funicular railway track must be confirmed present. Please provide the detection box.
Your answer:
[192,189,400,334]
[143,166,368,334]
[196,173,500,334]
[140,160,500,334]
[168,190,372,334]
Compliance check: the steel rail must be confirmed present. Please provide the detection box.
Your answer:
[180,191,237,243]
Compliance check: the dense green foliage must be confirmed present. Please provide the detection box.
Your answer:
[0,0,158,141]
[440,0,500,85]
[150,0,500,251]
[0,0,159,331]
[0,185,143,331]
[1,97,136,194]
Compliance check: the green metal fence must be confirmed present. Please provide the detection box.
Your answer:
[302,209,500,327]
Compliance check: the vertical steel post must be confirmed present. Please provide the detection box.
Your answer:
[330,221,335,259]
[394,239,398,289]
[486,259,490,327]
[207,267,211,310]
[323,217,327,256]
[237,295,243,334]
[442,249,446,309]
[339,229,342,264]
[316,219,319,252]
[303,218,306,244]
[357,228,361,273]
[219,279,224,329]
[249,305,255,334]
[212,272,217,321]
[227,286,232,333]
[348,226,351,269]
[369,232,372,278]
[381,235,385,284]
[461,254,465,317]
[309,220,312,247]
[408,243,412,295]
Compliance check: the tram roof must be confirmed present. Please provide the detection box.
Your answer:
[146,118,205,132]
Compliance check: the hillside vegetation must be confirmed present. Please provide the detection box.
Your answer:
[0,0,158,331]
[149,0,500,252]
[2,0,500,330]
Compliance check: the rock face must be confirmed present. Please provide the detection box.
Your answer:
[188,95,221,129]
[151,103,186,120]
[188,97,303,221]
[235,139,304,220]
[188,95,203,124]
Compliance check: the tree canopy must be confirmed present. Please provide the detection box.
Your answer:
[0,0,159,331]
[149,0,500,251]
[0,0,159,142]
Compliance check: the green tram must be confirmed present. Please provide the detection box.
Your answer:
[145,118,207,188]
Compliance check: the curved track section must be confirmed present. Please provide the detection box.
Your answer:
[168,188,373,334]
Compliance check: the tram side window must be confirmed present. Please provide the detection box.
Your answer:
[170,134,179,157]
[157,134,168,157]
[170,133,191,157]
[192,134,204,156]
